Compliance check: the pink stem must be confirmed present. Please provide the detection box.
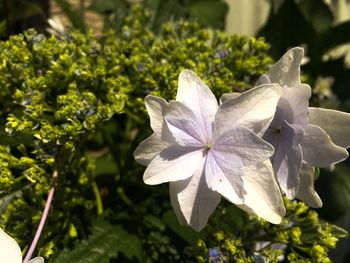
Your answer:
[23,170,58,263]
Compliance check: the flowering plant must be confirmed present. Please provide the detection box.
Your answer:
[0,7,348,262]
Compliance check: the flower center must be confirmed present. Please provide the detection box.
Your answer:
[275,124,282,133]
[203,144,212,154]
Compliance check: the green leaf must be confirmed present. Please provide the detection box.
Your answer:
[51,219,144,263]
[187,0,228,30]
[258,0,315,58]
[144,0,183,32]
[162,210,201,243]
[317,164,350,220]
[322,21,350,51]
[53,0,86,32]
[144,0,228,31]
[0,2,43,35]
[10,2,44,22]
[88,0,129,13]
[95,153,119,176]
[329,223,349,239]
[0,20,5,35]
[298,0,333,34]
[314,167,320,180]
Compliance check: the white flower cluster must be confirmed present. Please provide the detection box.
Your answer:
[134,47,350,231]
[0,227,44,263]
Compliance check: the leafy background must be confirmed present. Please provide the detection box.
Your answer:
[0,0,349,262]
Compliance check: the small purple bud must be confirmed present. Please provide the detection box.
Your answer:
[137,63,144,72]
[216,49,229,59]
[145,89,152,95]
[208,247,222,263]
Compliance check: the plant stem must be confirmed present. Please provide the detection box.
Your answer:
[23,170,58,263]
[92,181,103,215]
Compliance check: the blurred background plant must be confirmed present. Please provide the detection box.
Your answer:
[0,0,350,262]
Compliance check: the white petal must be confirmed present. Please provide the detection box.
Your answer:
[278,84,311,126]
[133,134,170,166]
[28,257,45,263]
[177,69,218,133]
[169,182,188,226]
[165,117,205,146]
[165,101,208,145]
[238,161,286,224]
[176,158,221,231]
[308,107,350,148]
[213,127,274,167]
[273,144,302,199]
[145,95,169,134]
[265,121,304,199]
[219,92,241,104]
[256,74,272,86]
[296,163,322,208]
[205,151,243,204]
[0,228,22,263]
[266,47,304,86]
[214,84,281,137]
[143,146,205,185]
[301,124,349,167]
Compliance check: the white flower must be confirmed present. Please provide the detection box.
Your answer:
[134,69,285,231]
[256,47,350,206]
[0,227,44,263]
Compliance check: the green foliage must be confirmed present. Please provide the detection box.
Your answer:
[51,219,143,262]
[185,198,348,262]
[89,0,228,32]
[53,0,87,33]
[316,164,350,220]
[0,6,274,262]
[0,5,347,262]
[0,0,44,37]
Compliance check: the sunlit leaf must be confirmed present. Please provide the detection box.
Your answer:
[51,219,144,262]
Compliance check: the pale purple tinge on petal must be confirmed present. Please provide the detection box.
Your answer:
[143,146,205,185]
[165,101,208,145]
[213,127,275,167]
[145,95,169,135]
[289,84,311,126]
[278,85,310,126]
[214,84,281,137]
[133,95,175,166]
[265,47,304,86]
[176,69,218,138]
[308,107,350,148]
[165,117,205,146]
[296,163,323,208]
[205,151,244,204]
[269,85,310,129]
[265,121,304,199]
[238,161,286,224]
[274,145,303,199]
[175,158,221,231]
[0,227,22,263]
[300,124,349,168]
[133,134,170,166]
